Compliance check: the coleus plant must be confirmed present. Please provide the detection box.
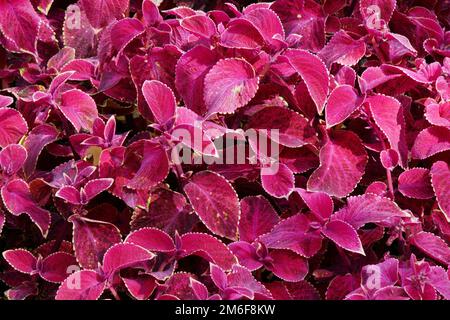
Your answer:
[0,0,449,300]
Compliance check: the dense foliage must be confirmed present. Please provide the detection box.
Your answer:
[0,0,449,300]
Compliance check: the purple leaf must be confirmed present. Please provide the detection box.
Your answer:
[125,227,175,252]
[102,243,154,276]
[269,249,309,282]
[296,188,333,221]
[184,171,240,240]
[40,252,77,283]
[318,30,366,67]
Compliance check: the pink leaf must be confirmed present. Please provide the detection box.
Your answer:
[296,188,333,220]
[0,108,28,148]
[411,232,450,265]
[59,89,98,132]
[322,220,365,255]
[180,233,237,271]
[82,178,114,203]
[367,94,408,168]
[3,249,37,274]
[430,161,450,221]
[261,162,295,198]
[319,30,366,67]
[122,274,157,300]
[259,214,323,258]
[247,106,317,148]
[69,214,122,269]
[80,0,129,28]
[55,186,81,205]
[411,126,450,159]
[56,270,105,300]
[325,85,362,128]
[184,171,240,240]
[380,149,399,170]
[23,124,59,177]
[0,0,40,54]
[283,49,329,114]
[425,102,450,127]
[181,15,217,38]
[40,252,77,283]
[398,168,434,199]
[175,46,219,115]
[127,141,169,191]
[0,95,13,108]
[125,227,175,252]
[1,179,51,237]
[204,58,259,117]
[220,19,265,49]
[0,144,27,176]
[307,130,368,198]
[142,80,176,125]
[239,196,279,243]
[269,249,309,282]
[102,243,154,276]
[332,193,410,230]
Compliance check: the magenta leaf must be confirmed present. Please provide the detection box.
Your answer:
[425,102,450,127]
[69,214,122,269]
[380,149,399,170]
[125,227,175,252]
[1,179,51,237]
[239,196,279,243]
[220,19,265,50]
[0,95,13,108]
[0,0,40,54]
[430,161,450,221]
[22,124,59,177]
[175,45,219,115]
[296,188,333,221]
[102,243,154,276]
[82,178,114,203]
[40,252,77,283]
[411,126,450,159]
[126,141,169,191]
[0,144,27,176]
[3,249,37,274]
[367,94,408,168]
[269,249,309,282]
[184,171,240,240]
[180,233,237,271]
[307,130,368,198]
[261,162,295,198]
[247,106,317,148]
[411,232,450,265]
[0,108,28,148]
[58,89,98,132]
[325,85,362,128]
[283,49,329,114]
[259,215,323,258]
[322,220,365,255]
[398,168,434,199]
[318,30,366,67]
[204,58,259,117]
[332,193,410,230]
[56,270,105,300]
[80,0,129,28]
[142,80,176,125]
[181,15,217,38]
